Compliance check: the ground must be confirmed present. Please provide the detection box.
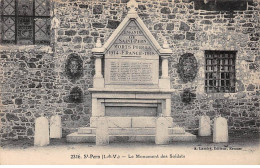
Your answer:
[0,132,259,165]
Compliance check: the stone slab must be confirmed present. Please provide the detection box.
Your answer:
[105,106,157,116]
[66,132,196,143]
[105,59,158,85]
[78,127,185,135]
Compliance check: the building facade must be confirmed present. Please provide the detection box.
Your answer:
[0,0,259,140]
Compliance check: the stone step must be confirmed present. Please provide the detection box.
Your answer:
[66,132,95,143]
[66,132,196,143]
[77,127,185,135]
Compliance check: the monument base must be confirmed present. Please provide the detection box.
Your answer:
[66,127,196,143]
[66,88,196,143]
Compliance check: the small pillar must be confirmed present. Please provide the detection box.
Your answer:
[96,117,109,145]
[213,116,228,143]
[92,38,104,88]
[34,114,50,146]
[155,117,169,145]
[161,56,169,79]
[159,40,171,89]
[198,115,211,136]
[50,115,62,139]
[94,55,103,78]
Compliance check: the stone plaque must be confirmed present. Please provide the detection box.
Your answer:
[105,20,159,85]
[106,59,158,85]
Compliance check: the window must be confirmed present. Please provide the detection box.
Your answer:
[205,50,236,93]
[1,0,50,45]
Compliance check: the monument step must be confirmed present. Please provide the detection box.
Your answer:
[66,132,196,143]
[77,127,185,135]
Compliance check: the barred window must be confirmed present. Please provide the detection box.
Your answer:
[1,0,50,45]
[205,50,236,93]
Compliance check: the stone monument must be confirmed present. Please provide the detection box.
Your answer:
[198,115,211,136]
[34,114,50,146]
[50,115,62,139]
[213,116,229,143]
[66,0,196,143]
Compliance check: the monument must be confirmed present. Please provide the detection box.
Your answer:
[67,0,196,143]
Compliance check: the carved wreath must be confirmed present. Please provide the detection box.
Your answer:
[181,88,196,104]
[177,53,198,83]
[65,53,83,82]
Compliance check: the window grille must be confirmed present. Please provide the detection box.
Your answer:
[1,0,50,45]
[205,50,236,93]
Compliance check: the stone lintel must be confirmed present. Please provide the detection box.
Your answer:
[89,88,174,93]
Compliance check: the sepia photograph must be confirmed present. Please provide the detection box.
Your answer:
[0,0,259,165]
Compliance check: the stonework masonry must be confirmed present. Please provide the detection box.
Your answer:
[0,0,259,140]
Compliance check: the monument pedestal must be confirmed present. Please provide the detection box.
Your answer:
[89,88,173,127]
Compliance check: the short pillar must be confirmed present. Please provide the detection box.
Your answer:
[198,115,211,136]
[213,116,228,143]
[155,117,169,145]
[50,115,62,139]
[161,56,169,79]
[94,56,103,78]
[96,117,109,145]
[34,115,50,146]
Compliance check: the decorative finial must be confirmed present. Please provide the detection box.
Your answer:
[163,39,170,49]
[95,38,102,48]
[127,0,138,14]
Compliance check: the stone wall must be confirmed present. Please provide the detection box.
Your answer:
[0,0,259,139]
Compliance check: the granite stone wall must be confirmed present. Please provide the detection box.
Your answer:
[0,0,259,139]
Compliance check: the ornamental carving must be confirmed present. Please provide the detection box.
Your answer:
[181,88,196,104]
[69,87,83,103]
[177,53,198,83]
[65,53,83,82]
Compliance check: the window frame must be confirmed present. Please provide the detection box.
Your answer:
[204,50,237,93]
[0,0,51,45]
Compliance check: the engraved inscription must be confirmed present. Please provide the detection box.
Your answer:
[105,20,159,86]
[110,61,153,82]
[107,20,157,57]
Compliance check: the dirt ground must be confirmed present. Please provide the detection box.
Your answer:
[1,133,260,165]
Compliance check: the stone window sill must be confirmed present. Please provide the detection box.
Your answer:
[0,45,53,53]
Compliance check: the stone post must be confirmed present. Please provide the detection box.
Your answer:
[213,116,228,143]
[34,114,50,146]
[198,115,211,136]
[161,56,169,79]
[96,117,109,145]
[94,55,103,78]
[155,116,169,145]
[50,115,62,139]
